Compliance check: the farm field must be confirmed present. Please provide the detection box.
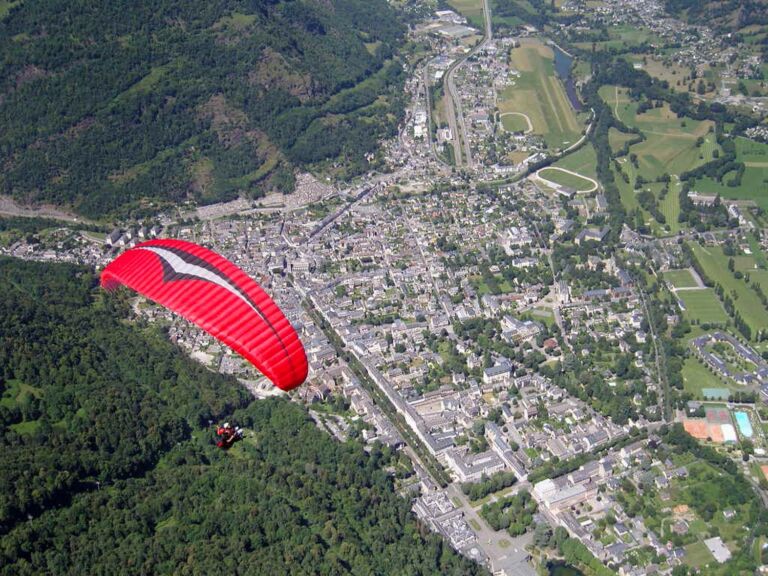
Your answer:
[553,142,598,179]
[445,0,484,27]
[689,242,768,338]
[602,87,720,235]
[608,127,636,154]
[537,167,596,192]
[659,180,683,233]
[627,54,716,97]
[573,25,661,52]
[599,85,637,125]
[612,161,664,235]
[677,289,728,324]
[664,269,697,288]
[498,39,584,151]
[688,138,768,210]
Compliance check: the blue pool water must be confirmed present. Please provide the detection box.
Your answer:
[735,411,753,438]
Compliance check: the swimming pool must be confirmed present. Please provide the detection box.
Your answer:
[735,411,753,438]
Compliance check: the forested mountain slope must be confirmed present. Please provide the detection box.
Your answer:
[0,258,486,575]
[0,0,405,218]
[665,0,768,32]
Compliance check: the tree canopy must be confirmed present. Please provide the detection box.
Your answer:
[0,0,406,218]
[0,257,488,575]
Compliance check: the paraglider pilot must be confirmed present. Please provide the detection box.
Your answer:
[216,422,244,449]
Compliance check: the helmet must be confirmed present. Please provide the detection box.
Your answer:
[224,422,230,428]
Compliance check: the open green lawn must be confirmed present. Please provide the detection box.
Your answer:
[677,289,728,324]
[470,274,514,295]
[499,113,531,133]
[608,127,636,154]
[683,541,715,568]
[664,269,697,288]
[498,38,584,151]
[553,142,598,179]
[689,138,768,210]
[621,104,718,183]
[538,167,596,192]
[599,85,637,125]
[682,356,729,398]
[659,180,683,234]
[689,242,768,338]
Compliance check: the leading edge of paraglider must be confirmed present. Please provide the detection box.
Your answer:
[100,238,308,391]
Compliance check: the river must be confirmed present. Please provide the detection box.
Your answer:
[552,44,582,112]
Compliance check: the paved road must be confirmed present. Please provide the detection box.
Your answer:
[637,271,671,420]
[443,0,493,168]
[422,66,448,167]
[446,484,536,576]
[0,195,94,224]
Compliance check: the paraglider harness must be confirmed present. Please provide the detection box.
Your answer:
[216,422,244,449]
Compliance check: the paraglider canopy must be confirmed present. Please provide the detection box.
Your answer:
[101,239,308,391]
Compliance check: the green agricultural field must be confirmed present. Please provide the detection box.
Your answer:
[677,289,728,324]
[628,105,717,177]
[689,137,768,210]
[537,167,596,192]
[689,242,768,338]
[599,85,637,125]
[605,93,719,235]
[573,25,660,52]
[664,269,697,288]
[553,142,598,179]
[608,127,636,154]
[628,54,715,97]
[659,180,683,232]
[499,39,583,150]
[446,0,484,27]
[613,160,669,234]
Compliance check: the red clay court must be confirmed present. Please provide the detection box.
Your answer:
[705,407,731,424]
[684,420,724,443]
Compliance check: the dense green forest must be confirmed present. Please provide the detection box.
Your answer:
[0,0,406,218]
[0,257,488,575]
[664,0,768,31]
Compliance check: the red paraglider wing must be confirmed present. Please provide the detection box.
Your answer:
[101,239,308,391]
